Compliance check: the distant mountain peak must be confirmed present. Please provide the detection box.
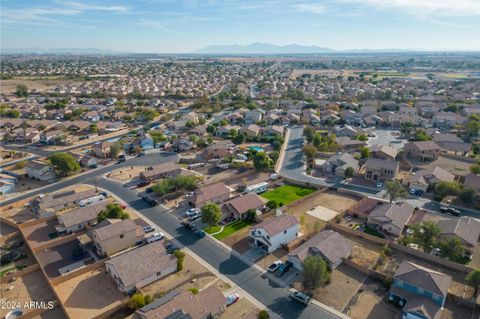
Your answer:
[194,43,332,54]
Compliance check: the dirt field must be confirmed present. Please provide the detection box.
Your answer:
[412,156,473,176]
[0,78,76,94]
[348,291,401,319]
[351,242,380,268]
[293,264,367,312]
[0,205,36,224]
[0,270,57,318]
[54,267,126,319]
[108,166,149,182]
[287,191,358,215]
[141,254,229,297]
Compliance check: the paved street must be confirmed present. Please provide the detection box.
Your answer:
[93,177,343,319]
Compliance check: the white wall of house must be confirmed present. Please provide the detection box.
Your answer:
[251,224,299,253]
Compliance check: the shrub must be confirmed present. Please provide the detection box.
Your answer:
[173,250,185,271]
[258,310,270,319]
[188,287,199,295]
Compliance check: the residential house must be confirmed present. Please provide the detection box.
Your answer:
[432,113,466,130]
[288,230,352,270]
[433,133,471,155]
[79,155,97,168]
[320,153,359,176]
[404,141,441,162]
[105,241,177,294]
[92,219,144,257]
[463,174,480,192]
[221,193,266,220]
[203,143,234,160]
[56,201,108,234]
[0,173,16,194]
[249,214,299,253]
[32,189,97,218]
[262,125,284,137]
[364,158,399,182]
[189,183,231,208]
[244,110,263,124]
[367,202,414,236]
[125,133,154,152]
[25,160,56,181]
[335,137,366,152]
[93,141,113,158]
[389,261,451,319]
[334,125,366,139]
[40,130,68,145]
[173,138,194,152]
[140,163,182,181]
[133,287,226,319]
[437,217,480,257]
[369,144,399,161]
[240,124,261,137]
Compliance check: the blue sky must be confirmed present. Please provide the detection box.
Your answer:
[2,0,480,52]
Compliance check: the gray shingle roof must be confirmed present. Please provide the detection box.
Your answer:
[394,261,451,297]
[438,217,480,247]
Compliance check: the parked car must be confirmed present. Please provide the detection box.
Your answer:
[226,293,240,306]
[289,291,311,305]
[100,191,108,197]
[146,232,164,243]
[439,206,460,216]
[275,261,292,277]
[267,260,283,273]
[181,221,198,232]
[376,182,383,188]
[185,208,199,217]
[137,181,150,188]
[143,225,155,233]
[136,151,146,157]
[188,212,202,222]
[145,187,154,193]
[165,242,179,254]
[119,203,127,209]
[118,155,126,162]
[195,230,206,238]
[141,196,158,206]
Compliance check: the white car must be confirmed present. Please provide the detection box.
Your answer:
[146,232,164,243]
[267,260,283,273]
[185,208,199,218]
[290,291,311,305]
[143,225,155,233]
[188,212,202,222]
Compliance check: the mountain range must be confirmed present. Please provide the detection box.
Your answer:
[194,43,333,54]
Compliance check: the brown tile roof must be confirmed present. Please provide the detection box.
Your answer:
[346,197,384,218]
[59,201,107,228]
[394,261,451,297]
[222,193,266,215]
[105,241,176,288]
[93,219,139,242]
[364,158,399,171]
[190,183,231,206]
[288,230,352,266]
[369,144,399,159]
[135,287,226,319]
[408,141,440,151]
[252,214,299,237]
[140,162,181,180]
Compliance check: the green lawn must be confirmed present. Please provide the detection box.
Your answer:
[354,224,385,239]
[261,185,316,206]
[205,220,253,240]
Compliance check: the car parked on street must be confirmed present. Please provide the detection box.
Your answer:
[226,293,240,306]
[289,291,311,305]
[143,225,155,233]
[146,232,164,243]
[439,205,460,216]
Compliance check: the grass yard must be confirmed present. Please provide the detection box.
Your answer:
[206,220,253,240]
[353,224,385,239]
[261,185,316,206]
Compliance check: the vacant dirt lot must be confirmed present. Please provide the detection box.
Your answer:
[55,267,126,319]
[141,254,229,297]
[107,166,149,182]
[348,291,401,319]
[293,264,367,312]
[413,156,473,176]
[0,270,57,318]
[287,191,358,215]
[0,78,76,94]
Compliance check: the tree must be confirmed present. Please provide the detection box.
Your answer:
[303,126,315,143]
[89,123,98,133]
[409,221,441,253]
[266,200,278,210]
[233,133,246,145]
[383,180,408,203]
[466,269,480,296]
[110,142,122,159]
[206,125,216,135]
[344,167,355,178]
[253,152,272,171]
[97,203,129,222]
[438,237,465,263]
[302,144,316,159]
[15,84,28,97]
[197,138,207,148]
[459,187,475,204]
[434,181,462,201]
[127,293,153,310]
[48,152,80,176]
[354,134,368,142]
[258,310,270,319]
[414,129,432,141]
[302,255,330,290]
[470,164,480,175]
[173,250,185,271]
[245,209,257,222]
[152,179,171,197]
[359,147,370,159]
[201,203,222,226]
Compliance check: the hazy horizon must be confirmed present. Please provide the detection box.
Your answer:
[2,0,480,53]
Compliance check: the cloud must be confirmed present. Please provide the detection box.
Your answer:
[135,19,175,32]
[342,0,480,17]
[62,2,129,13]
[294,3,328,14]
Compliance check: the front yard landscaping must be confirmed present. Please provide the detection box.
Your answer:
[261,184,315,206]
[205,220,253,240]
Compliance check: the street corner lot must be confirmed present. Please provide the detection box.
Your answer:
[36,239,94,279]
[107,165,149,182]
[54,267,126,319]
[0,270,57,318]
[347,291,401,319]
[220,296,260,319]
[413,155,473,176]
[141,254,229,298]
[296,264,367,312]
